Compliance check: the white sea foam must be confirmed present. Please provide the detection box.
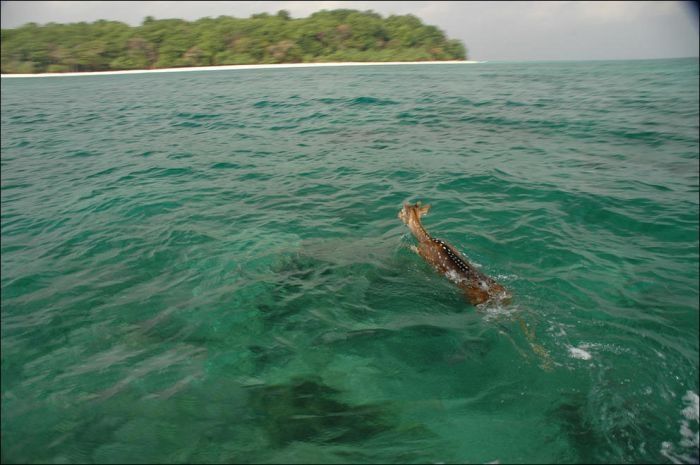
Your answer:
[660,390,699,464]
[444,269,465,284]
[572,342,630,355]
[681,391,699,422]
[568,346,592,360]
[495,273,519,281]
[481,301,520,321]
[547,323,568,337]
[0,60,478,78]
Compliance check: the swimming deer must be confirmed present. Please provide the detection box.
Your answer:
[398,202,511,305]
[398,202,554,369]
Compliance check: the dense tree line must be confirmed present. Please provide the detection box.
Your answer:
[0,9,467,73]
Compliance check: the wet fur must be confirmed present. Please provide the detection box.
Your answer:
[399,202,510,305]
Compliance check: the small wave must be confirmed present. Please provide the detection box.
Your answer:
[660,391,699,464]
[567,346,592,360]
[480,301,521,321]
[175,112,221,119]
[172,121,202,128]
[253,99,310,108]
[210,162,241,169]
[66,150,99,158]
[349,96,398,106]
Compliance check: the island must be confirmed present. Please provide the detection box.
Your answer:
[0,9,468,74]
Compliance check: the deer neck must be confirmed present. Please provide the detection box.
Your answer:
[408,214,431,243]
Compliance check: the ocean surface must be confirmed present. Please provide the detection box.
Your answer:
[1,59,698,464]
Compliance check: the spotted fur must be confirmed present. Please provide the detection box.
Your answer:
[432,238,472,275]
[398,202,511,305]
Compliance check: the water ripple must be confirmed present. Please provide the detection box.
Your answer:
[1,59,698,464]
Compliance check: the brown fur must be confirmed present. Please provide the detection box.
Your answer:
[398,202,511,305]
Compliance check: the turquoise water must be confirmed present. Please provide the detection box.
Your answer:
[1,59,698,464]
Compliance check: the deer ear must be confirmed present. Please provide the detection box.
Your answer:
[418,204,431,216]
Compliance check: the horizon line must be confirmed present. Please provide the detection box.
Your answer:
[1,61,478,78]
[2,56,697,78]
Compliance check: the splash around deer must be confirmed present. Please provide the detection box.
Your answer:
[398,201,511,306]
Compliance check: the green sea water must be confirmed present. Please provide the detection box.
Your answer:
[1,59,698,464]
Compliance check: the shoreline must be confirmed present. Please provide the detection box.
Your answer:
[0,60,479,78]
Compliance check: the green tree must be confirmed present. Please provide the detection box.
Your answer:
[0,10,468,73]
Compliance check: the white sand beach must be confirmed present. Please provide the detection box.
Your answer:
[0,60,479,78]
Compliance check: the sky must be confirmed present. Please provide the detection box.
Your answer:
[1,1,698,61]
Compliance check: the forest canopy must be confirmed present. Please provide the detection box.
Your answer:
[0,9,467,73]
